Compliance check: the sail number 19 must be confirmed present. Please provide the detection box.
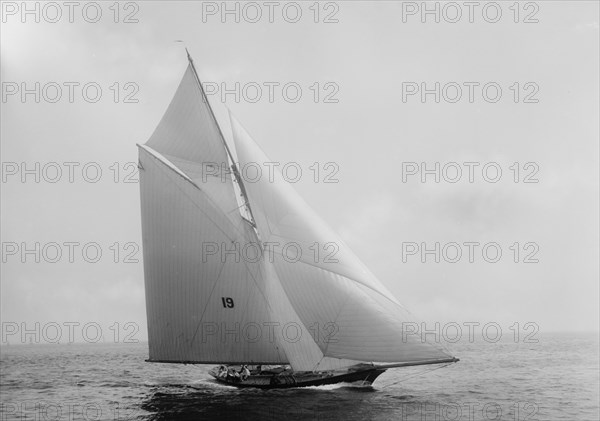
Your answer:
[221,297,235,308]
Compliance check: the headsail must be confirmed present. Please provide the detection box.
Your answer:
[260,254,362,372]
[229,113,454,366]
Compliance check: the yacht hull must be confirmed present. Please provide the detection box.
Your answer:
[209,366,387,389]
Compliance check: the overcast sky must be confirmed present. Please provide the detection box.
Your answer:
[1,1,598,344]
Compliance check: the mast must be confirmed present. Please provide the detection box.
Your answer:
[185,49,258,230]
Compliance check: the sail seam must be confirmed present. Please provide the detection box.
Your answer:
[190,256,227,346]
[320,284,351,359]
[266,244,406,313]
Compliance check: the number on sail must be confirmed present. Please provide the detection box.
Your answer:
[221,297,234,308]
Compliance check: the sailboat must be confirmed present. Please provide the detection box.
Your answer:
[138,51,458,389]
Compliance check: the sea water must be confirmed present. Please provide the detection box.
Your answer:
[1,333,598,420]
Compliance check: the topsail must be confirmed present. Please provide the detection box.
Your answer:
[138,53,456,373]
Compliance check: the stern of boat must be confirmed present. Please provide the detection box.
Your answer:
[208,366,219,379]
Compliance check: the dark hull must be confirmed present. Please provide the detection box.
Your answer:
[210,367,387,389]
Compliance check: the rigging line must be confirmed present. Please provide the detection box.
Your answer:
[379,363,452,390]
[251,262,290,363]
[320,291,351,361]
[186,50,258,228]
[227,200,253,217]
[257,265,285,361]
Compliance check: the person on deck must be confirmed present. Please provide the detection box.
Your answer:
[240,365,250,381]
[227,367,240,382]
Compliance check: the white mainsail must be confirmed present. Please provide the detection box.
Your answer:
[139,54,455,371]
[139,64,287,364]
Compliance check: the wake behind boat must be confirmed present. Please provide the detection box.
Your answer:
[138,49,458,389]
